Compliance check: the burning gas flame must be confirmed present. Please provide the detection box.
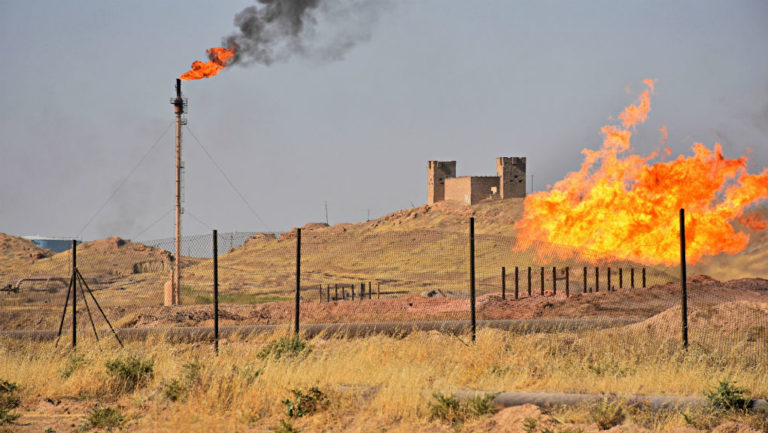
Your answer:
[514,80,768,266]
[179,47,235,81]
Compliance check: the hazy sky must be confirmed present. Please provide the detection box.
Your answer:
[1,0,767,241]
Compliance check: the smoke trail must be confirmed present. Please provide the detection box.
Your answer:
[223,0,388,66]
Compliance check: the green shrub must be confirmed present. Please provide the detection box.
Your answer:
[704,379,750,411]
[429,392,498,425]
[282,387,329,418]
[85,406,124,429]
[61,354,87,379]
[105,356,154,393]
[163,361,204,402]
[274,419,301,433]
[0,379,20,425]
[258,337,310,360]
[429,393,465,424]
[589,398,625,430]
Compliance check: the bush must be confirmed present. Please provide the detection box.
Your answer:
[282,387,329,418]
[163,361,205,402]
[61,354,87,379]
[105,356,154,393]
[85,406,124,429]
[258,337,311,360]
[704,379,750,411]
[589,398,625,430]
[429,392,497,425]
[274,419,301,433]
[0,379,20,425]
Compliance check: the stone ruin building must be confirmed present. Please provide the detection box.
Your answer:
[427,157,526,205]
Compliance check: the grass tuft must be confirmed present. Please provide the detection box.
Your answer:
[84,406,124,429]
[258,337,311,360]
[704,379,751,411]
[588,398,625,430]
[0,379,20,425]
[105,355,154,393]
[282,387,329,418]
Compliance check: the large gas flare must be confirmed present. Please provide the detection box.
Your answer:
[514,80,768,266]
[179,47,235,81]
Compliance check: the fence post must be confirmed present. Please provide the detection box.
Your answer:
[552,267,557,295]
[368,281,372,299]
[514,267,519,300]
[327,285,330,302]
[501,267,506,300]
[565,266,569,297]
[583,266,587,293]
[680,209,689,349]
[619,268,623,289]
[335,284,338,301]
[469,217,476,343]
[631,268,635,289]
[377,282,381,299]
[527,267,532,297]
[294,228,301,337]
[643,268,646,288]
[72,239,77,348]
[213,230,219,355]
[351,284,355,301]
[607,267,611,292]
[360,283,365,301]
[540,267,544,296]
[595,267,599,293]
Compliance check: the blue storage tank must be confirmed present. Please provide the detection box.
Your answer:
[22,236,81,253]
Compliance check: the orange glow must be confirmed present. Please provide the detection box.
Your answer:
[659,126,668,145]
[514,80,768,265]
[738,212,768,231]
[179,47,235,81]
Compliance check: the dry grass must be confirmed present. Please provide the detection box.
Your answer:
[1,324,766,432]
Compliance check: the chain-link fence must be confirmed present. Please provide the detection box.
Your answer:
[1,219,766,358]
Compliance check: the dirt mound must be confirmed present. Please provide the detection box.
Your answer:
[0,233,53,262]
[627,300,768,336]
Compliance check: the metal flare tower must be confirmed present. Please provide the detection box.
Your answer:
[168,79,187,306]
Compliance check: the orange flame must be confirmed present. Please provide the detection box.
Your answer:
[738,212,768,231]
[514,80,768,266]
[179,47,235,81]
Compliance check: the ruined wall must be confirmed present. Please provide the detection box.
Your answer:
[427,161,457,205]
[445,176,499,205]
[496,157,526,198]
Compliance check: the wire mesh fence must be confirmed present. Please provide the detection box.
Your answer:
[1,219,766,359]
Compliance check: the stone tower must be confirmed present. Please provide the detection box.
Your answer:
[427,161,457,205]
[496,157,526,198]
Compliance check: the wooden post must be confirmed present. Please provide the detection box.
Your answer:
[643,268,646,288]
[527,267,532,297]
[607,267,611,292]
[565,266,569,297]
[501,266,506,300]
[619,268,623,289]
[583,266,587,293]
[368,281,372,299]
[631,268,635,289]
[552,266,557,295]
[594,267,599,293]
[360,283,365,301]
[514,267,519,300]
[351,284,355,301]
[540,266,544,296]
[326,285,330,302]
[335,284,338,301]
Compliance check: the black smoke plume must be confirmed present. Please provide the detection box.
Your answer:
[223,0,387,66]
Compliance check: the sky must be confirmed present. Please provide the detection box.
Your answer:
[1,0,767,241]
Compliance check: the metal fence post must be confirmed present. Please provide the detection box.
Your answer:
[607,267,611,291]
[72,240,77,348]
[540,267,544,296]
[631,268,635,289]
[565,266,569,297]
[619,268,623,289]
[470,217,476,343]
[595,267,599,293]
[501,267,506,300]
[294,228,301,337]
[642,268,646,288]
[213,229,219,355]
[680,209,689,349]
[583,266,587,293]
